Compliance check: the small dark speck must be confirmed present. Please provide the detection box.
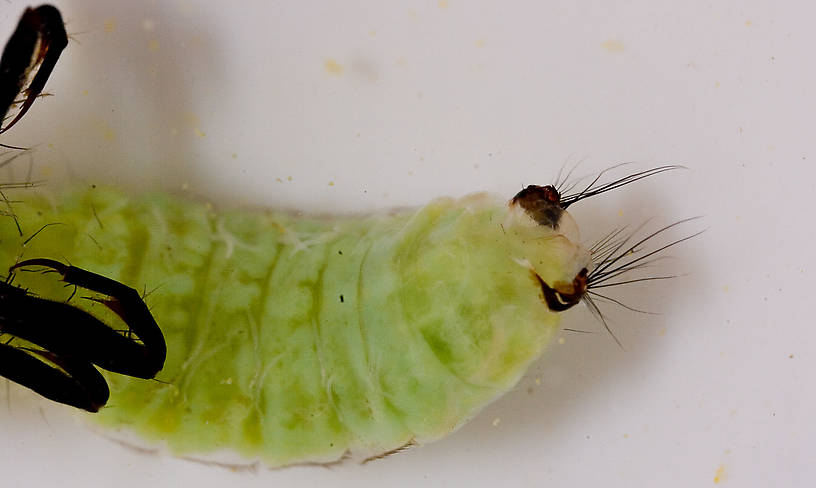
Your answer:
[789,353,794,359]
[340,295,344,303]
[585,435,591,440]
[91,184,97,189]
[338,250,343,255]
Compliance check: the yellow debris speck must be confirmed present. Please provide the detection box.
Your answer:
[287,176,293,181]
[181,182,189,191]
[600,39,625,53]
[103,19,117,33]
[722,285,730,292]
[102,126,116,142]
[715,81,721,88]
[623,433,629,439]
[534,378,541,385]
[474,38,486,48]
[618,209,624,217]
[492,417,501,427]
[438,1,448,8]
[745,20,752,27]
[147,39,160,52]
[713,464,726,483]
[194,128,206,138]
[369,29,377,38]
[81,89,89,96]
[231,153,237,159]
[329,181,335,186]
[558,337,566,345]
[325,58,344,76]
[185,113,201,126]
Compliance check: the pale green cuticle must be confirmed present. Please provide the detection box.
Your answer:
[1,188,580,465]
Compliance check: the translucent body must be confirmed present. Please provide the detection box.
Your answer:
[0,187,588,465]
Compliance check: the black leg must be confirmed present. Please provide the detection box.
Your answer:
[8,259,167,379]
[0,5,68,134]
[0,259,167,412]
[0,342,109,412]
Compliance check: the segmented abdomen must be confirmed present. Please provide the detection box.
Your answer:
[1,187,562,465]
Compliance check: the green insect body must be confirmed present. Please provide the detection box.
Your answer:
[1,186,588,465]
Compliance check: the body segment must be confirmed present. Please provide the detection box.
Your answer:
[1,187,587,465]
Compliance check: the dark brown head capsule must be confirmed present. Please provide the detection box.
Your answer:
[510,184,564,229]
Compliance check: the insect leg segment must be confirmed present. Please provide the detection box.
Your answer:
[9,258,167,379]
[0,279,115,411]
[0,4,68,134]
[0,342,109,412]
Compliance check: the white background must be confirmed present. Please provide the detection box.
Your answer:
[0,1,812,486]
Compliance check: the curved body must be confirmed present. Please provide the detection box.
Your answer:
[0,187,587,465]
